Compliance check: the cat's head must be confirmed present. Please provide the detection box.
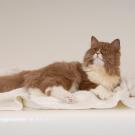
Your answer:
[83,36,121,76]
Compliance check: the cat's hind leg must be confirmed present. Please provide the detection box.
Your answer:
[45,86,76,104]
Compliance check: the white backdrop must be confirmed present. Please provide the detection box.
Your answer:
[0,0,134,76]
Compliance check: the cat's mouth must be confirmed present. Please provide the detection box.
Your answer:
[93,54,104,65]
[94,56,103,61]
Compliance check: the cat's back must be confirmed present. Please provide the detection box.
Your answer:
[41,61,82,75]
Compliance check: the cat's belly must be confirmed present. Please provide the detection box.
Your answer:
[83,65,120,90]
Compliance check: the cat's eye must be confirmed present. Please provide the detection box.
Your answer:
[100,50,105,55]
[100,51,103,55]
[93,48,98,52]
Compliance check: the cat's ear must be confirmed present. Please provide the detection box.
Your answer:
[91,36,98,48]
[111,39,120,50]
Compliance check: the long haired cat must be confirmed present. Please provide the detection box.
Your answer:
[0,36,121,103]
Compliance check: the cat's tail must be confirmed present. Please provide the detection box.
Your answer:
[0,71,29,93]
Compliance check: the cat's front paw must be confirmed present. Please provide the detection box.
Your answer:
[91,86,114,100]
[97,91,113,100]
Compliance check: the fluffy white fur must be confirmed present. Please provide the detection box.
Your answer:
[83,65,120,90]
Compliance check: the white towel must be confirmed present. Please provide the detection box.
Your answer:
[0,69,135,110]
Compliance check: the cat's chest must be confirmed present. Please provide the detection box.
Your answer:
[83,65,120,90]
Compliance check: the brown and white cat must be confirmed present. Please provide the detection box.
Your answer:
[0,36,121,103]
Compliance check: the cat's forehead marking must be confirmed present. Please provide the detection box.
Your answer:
[99,42,112,51]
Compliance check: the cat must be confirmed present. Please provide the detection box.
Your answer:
[0,36,121,103]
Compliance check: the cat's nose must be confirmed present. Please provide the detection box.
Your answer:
[96,52,100,55]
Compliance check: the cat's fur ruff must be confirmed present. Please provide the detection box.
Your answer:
[0,36,121,102]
